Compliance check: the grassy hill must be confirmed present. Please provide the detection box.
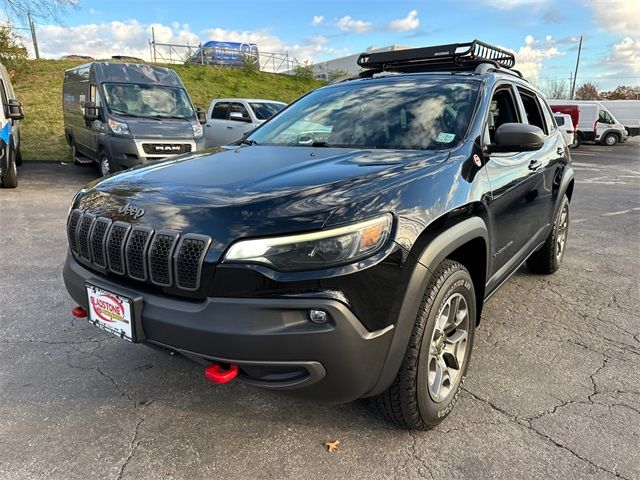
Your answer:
[11,60,323,161]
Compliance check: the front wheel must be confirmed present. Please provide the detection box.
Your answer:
[375,260,476,430]
[527,195,569,274]
[603,133,618,146]
[570,135,579,148]
[1,150,18,188]
[97,150,113,177]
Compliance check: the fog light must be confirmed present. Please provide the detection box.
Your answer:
[309,309,328,324]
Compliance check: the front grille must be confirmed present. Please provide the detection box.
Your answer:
[141,143,192,155]
[175,235,211,290]
[67,209,210,291]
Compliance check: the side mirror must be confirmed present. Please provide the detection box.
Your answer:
[196,107,207,125]
[83,101,99,122]
[7,99,24,120]
[488,123,544,153]
[229,111,250,122]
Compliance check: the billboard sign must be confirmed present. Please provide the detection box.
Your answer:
[194,41,259,68]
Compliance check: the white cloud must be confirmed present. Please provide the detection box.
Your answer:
[584,0,640,37]
[603,37,640,74]
[311,15,324,26]
[502,35,564,82]
[388,10,420,32]
[335,15,372,33]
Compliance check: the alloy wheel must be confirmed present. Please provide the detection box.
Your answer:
[555,204,569,262]
[427,292,470,403]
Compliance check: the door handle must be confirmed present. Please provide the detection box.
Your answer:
[205,124,211,128]
[226,126,234,129]
[528,159,542,171]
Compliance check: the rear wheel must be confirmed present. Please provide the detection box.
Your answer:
[603,133,618,146]
[375,260,476,430]
[1,150,18,188]
[15,146,22,165]
[527,195,569,274]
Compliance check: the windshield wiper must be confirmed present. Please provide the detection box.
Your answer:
[109,109,136,117]
[240,139,258,146]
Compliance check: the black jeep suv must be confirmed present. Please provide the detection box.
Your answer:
[63,41,574,429]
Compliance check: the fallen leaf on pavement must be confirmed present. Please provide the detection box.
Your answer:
[325,440,340,452]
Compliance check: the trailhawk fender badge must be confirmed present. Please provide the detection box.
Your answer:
[118,202,145,219]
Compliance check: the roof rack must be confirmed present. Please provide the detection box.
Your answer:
[357,40,521,77]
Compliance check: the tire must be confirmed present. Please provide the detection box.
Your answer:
[603,133,618,146]
[71,143,82,166]
[15,146,22,166]
[570,135,579,149]
[526,195,569,275]
[1,150,18,188]
[97,150,113,177]
[374,260,476,430]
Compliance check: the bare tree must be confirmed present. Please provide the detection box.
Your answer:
[543,79,569,100]
[1,0,75,23]
[574,82,600,100]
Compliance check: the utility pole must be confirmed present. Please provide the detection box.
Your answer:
[570,35,583,100]
[27,11,40,59]
[151,27,157,63]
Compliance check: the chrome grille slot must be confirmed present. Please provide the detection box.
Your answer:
[106,221,131,275]
[77,214,96,261]
[90,217,112,268]
[174,234,211,291]
[125,226,153,281]
[148,231,179,287]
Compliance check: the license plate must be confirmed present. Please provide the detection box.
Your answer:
[86,284,135,342]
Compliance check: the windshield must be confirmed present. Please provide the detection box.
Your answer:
[103,83,195,119]
[247,78,479,150]
[250,102,286,120]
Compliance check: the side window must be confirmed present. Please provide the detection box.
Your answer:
[598,110,614,124]
[554,116,565,126]
[517,88,547,134]
[211,102,229,119]
[486,86,520,143]
[539,97,557,133]
[228,102,251,122]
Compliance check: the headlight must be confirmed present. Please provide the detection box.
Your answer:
[192,122,204,139]
[223,214,393,271]
[107,118,130,135]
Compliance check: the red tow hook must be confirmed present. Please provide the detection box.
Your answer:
[72,306,88,318]
[204,363,239,384]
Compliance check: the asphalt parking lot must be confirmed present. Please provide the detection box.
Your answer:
[1,139,638,480]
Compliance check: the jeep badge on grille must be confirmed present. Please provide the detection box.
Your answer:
[118,202,145,219]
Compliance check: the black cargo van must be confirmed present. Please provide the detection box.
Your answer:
[62,62,206,176]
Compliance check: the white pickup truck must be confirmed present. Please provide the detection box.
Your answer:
[204,98,286,147]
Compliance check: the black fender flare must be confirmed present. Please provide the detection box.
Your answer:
[557,166,575,210]
[365,216,489,397]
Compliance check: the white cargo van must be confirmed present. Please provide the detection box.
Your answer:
[549,100,628,146]
[599,100,640,137]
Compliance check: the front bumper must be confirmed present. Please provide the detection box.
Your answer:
[105,136,206,170]
[64,255,394,403]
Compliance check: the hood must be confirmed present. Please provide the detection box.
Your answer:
[118,117,196,139]
[75,146,449,261]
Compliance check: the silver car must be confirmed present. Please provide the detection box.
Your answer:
[204,98,286,147]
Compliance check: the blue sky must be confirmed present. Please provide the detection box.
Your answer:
[14,0,640,90]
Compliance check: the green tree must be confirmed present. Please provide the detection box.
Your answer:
[0,24,28,73]
[294,63,315,82]
[574,82,600,100]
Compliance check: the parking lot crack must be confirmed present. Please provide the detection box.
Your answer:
[406,430,435,479]
[115,417,145,480]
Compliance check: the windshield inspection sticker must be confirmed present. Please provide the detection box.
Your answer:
[436,132,456,143]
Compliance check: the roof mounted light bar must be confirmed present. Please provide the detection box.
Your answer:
[356,40,519,76]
